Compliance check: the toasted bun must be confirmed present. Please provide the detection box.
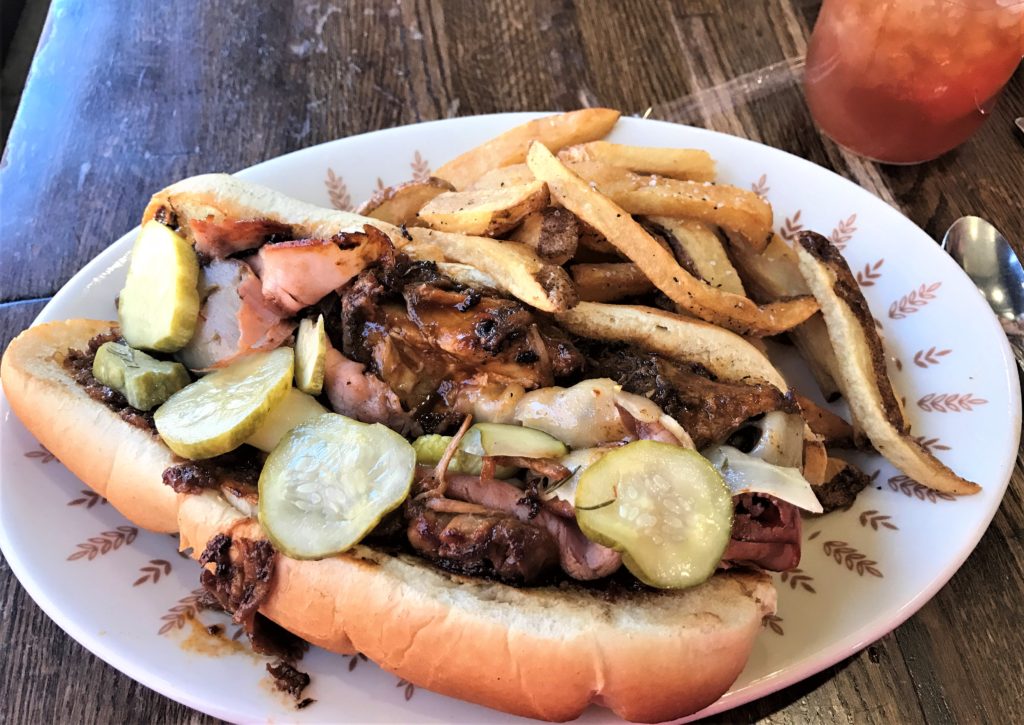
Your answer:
[142,173,406,246]
[3,315,778,721]
[179,492,776,722]
[1,320,180,532]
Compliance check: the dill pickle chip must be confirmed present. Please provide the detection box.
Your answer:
[294,315,327,395]
[259,413,416,559]
[118,221,201,352]
[574,441,733,590]
[412,434,517,478]
[155,348,294,459]
[460,423,567,458]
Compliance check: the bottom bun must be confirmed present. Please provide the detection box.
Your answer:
[1,320,180,533]
[179,492,777,723]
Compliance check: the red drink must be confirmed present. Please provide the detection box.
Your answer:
[805,0,1023,164]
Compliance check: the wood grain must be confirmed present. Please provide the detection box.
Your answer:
[1,0,1022,723]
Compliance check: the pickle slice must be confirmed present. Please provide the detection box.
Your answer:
[246,387,328,453]
[294,315,327,395]
[259,413,416,559]
[412,434,517,478]
[118,221,201,352]
[155,347,294,459]
[460,423,568,459]
[575,441,733,589]
[93,341,191,411]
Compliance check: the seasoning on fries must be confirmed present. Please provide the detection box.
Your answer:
[527,142,817,337]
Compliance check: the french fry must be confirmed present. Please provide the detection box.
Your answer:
[435,262,502,291]
[527,142,817,337]
[794,392,856,448]
[406,227,578,313]
[565,160,773,251]
[645,217,746,296]
[802,431,828,486]
[559,141,716,182]
[794,231,980,494]
[569,263,655,302]
[576,220,621,258]
[356,178,454,226]
[435,109,621,190]
[507,207,579,264]
[730,235,843,400]
[554,301,788,389]
[418,180,549,236]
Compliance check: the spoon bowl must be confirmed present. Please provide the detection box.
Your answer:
[941,216,1024,328]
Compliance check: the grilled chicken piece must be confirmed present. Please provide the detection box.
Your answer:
[178,259,293,371]
[323,346,417,435]
[256,228,391,314]
[189,218,292,259]
[406,506,560,584]
[339,258,583,433]
[584,344,792,449]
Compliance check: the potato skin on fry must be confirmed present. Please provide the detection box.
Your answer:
[795,231,980,495]
[435,108,621,190]
[527,142,816,337]
[647,217,746,296]
[730,235,843,402]
[508,207,579,264]
[406,226,578,313]
[418,181,549,237]
[356,177,455,226]
[555,301,789,389]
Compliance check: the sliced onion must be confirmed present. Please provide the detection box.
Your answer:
[703,444,823,513]
[542,447,615,505]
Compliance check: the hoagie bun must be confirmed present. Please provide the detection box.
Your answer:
[1,172,784,722]
[3,318,776,722]
[2,319,179,532]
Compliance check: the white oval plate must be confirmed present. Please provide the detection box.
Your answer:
[1,114,1019,723]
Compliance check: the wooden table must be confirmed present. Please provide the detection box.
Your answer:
[2,1,1022,722]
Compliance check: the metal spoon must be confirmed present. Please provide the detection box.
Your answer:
[942,216,1024,364]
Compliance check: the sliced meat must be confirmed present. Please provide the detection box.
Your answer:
[257,227,390,314]
[404,282,535,362]
[406,505,560,584]
[339,257,583,433]
[723,494,801,571]
[198,533,277,630]
[189,217,292,259]
[487,456,570,482]
[584,343,792,448]
[162,447,263,495]
[323,346,418,435]
[179,259,294,370]
[422,468,622,580]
